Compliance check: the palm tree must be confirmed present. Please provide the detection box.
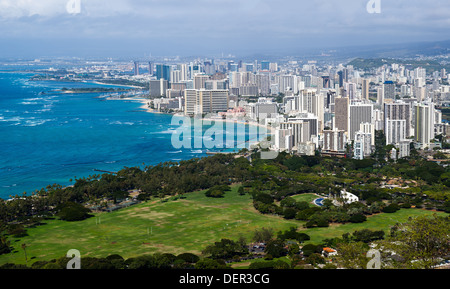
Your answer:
[21,243,27,265]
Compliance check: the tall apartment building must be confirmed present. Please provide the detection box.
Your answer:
[384,102,411,138]
[414,101,435,149]
[149,79,169,97]
[385,119,407,145]
[193,74,210,90]
[322,129,347,152]
[349,104,373,141]
[184,89,229,115]
[279,121,310,149]
[299,89,324,132]
[134,61,140,76]
[353,131,372,160]
[362,78,370,100]
[334,97,349,133]
[383,81,395,100]
[156,64,171,81]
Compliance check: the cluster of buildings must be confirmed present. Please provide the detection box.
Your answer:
[131,58,450,160]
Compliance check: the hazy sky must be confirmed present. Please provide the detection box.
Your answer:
[0,0,449,58]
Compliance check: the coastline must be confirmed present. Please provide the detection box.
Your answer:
[90,81,144,89]
[133,96,274,133]
[117,96,274,151]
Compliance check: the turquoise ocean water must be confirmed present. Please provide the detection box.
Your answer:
[0,69,266,199]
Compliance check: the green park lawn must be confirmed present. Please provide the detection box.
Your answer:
[0,186,446,266]
[291,193,320,205]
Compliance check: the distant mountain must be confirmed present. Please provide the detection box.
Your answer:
[347,57,450,73]
[332,39,450,61]
[238,39,450,64]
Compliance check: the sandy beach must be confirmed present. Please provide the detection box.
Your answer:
[125,96,274,151]
[130,96,274,134]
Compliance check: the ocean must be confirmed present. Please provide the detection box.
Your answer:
[0,69,267,199]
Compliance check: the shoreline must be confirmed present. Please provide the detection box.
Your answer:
[133,96,274,133]
[117,96,274,152]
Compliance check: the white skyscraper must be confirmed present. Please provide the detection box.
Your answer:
[384,102,412,137]
[385,119,407,145]
[353,131,372,160]
[299,89,324,132]
[414,101,435,149]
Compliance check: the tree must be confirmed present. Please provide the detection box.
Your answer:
[205,185,229,198]
[288,243,300,257]
[195,258,227,269]
[202,239,248,260]
[21,243,28,265]
[301,244,322,257]
[0,236,11,255]
[349,213,367,223]
[376,214,450,269]
[305,215,329,228]
[252,227,274,243]
[334,242,370,269]
[351,229,385,243]
[306,253,326,267]
[264,239,287,258]
[283,208,297,219]
[176,253,200,264]
[56,202,92,221]
[382,203,400,213]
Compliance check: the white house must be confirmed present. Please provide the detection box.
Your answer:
[340,190,359,204]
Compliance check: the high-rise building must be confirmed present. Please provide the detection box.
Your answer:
[288,113,319,140]
[377,86,384,105]
[362,79,370,100]
[337,71,344,88]
[184,89,229,115]
[334,97,349,133]
[149,79,169,97]
[349,104,373,141]
[360,122,375,146]
[255,74,270,96]
[322,76,331,89]
[156,64,171,81]
[353,131,372,160]
[269,62,278,73]
[261,61,270,72]
[414,101,435,149]
[322,129,347,152]
[384,102,411,137]
[385,119,407,145]
[299,89,324,132]
[193,74,210,90]
[279,121,310,148]
[148,61,153,75]
[345,82,357,99]
[134,61,140,76]
[179,64,188,81]
[170,70,181,83]
[383,81,395,100]
[275,128,293,152]
[255,102,278,121]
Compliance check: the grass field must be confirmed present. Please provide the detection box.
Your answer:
[0,186,447,266]
[291,193,320,205]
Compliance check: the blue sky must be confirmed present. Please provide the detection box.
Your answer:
[0,0,449,58]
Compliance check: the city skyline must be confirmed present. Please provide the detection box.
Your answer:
[1,0,450,58]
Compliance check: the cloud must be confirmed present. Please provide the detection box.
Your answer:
[0,0,449,57]
[0,0,66,18]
